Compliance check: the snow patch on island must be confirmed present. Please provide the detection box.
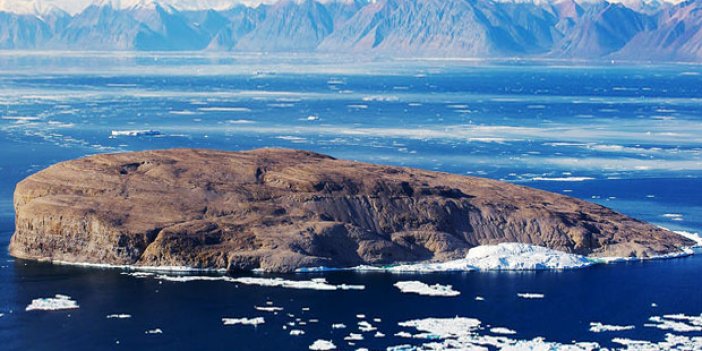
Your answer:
[26,294,79,311]
[393,281,460,297]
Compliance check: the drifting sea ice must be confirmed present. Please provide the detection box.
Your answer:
[517,293,545,299]
[344,333,364,341]
[358,321,377,332]
[222,317,265,326]
[25,294,79,311]
[145,328,163,334]
[490,327,517,335]
[645,314,702,332]
[309,339,336,350]
[106,314,132,319]
[110,130,161,137]
[255,306,283,312]
[589,322,635,333]
[393,281,460,297]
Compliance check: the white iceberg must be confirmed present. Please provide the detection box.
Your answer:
[222,317,265,326]
[309,339,336,350]
[26,294,79,311]
[145,328,162,334]
[393,281,460,297]
[290,329,305,336]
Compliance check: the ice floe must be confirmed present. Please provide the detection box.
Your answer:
[393,281,460,297]
[145,328,162,334]
[25,294,79,311]
[290,329,305,336]
[309,339,336,350]
[255,306,283,312]
[358,321,377,332]
[222,317,265,326]
[645,314,702,332]
[517,293,545,299]
[589,322,635,332]
[530,176,595,182]
[490,327,517,335]
[110,129,161,137]
[106,314,132,319]
[344,333,363,341]
[389,315,702,351]
[198,107,251,112]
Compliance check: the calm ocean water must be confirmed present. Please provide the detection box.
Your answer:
[0,53,701,350]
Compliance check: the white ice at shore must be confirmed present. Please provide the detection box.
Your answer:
[393,281,460,297]
[353,243,595,273]
[674,231,702,247]
[152,275,364,291]
[222,317,265,326]
[25,294,79,311]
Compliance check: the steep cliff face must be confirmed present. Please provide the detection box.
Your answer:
[9,148,694,272]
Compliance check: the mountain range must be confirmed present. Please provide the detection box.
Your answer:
[0,0,700,61]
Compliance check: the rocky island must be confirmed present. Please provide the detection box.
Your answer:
[9,148,694,272]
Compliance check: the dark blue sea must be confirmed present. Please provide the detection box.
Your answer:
[0,53,700,350]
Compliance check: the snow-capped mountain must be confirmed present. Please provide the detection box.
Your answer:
[0,0,700,61]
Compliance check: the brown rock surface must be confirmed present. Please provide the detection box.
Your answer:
[9,148,694,272]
